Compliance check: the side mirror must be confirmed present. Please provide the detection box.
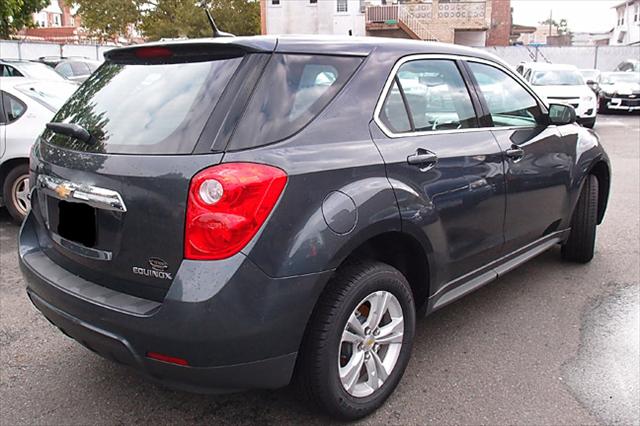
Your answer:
[548,103,576,125]
[586,79,596,85]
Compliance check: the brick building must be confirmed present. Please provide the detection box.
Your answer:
[18,0,84,43]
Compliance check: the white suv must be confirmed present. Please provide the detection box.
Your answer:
[521,63,598,128]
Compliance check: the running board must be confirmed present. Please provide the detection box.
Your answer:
[429,232,567,312]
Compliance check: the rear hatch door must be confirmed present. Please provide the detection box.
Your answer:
[32,42,271,301]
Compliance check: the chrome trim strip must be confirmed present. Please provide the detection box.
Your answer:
[372,53,549,139]
[37,175,127,213]
[50,232,113,261]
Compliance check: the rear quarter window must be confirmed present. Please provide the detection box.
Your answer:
[47,56,243,154]
[228,54,362,151]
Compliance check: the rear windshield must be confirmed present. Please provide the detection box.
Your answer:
[228,54,362,151]
[47,56,242,154]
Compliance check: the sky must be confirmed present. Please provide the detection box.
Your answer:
[511,0,621,33]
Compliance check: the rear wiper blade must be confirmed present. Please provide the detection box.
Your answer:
[46,122,94,144]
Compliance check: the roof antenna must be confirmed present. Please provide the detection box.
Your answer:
[205,9,235,37]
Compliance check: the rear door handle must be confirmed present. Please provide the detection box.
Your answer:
[407,149,438,171]
[505,145,524,162]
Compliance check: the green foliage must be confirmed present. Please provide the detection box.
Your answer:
[0,0,49,38]
[71,0,260,42]
[74,0,138,41]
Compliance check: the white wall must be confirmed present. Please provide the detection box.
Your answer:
[481,45,640,72]
[0,40,112,61]
[266,0,366,36]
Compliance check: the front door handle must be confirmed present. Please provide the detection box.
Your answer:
[505,145,524,162]
[407,149,438,171]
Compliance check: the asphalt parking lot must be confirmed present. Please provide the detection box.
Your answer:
[1,114,639,425]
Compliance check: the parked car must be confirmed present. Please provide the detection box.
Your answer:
[53,59,101,83]
[614,59,640,72]
[0,59,67,82]
[19,37,611,420]
[0,78,77,222]
[523,63,598,128]
[36,55,92,67]
[579,69,601,94]
[597,72,640,113]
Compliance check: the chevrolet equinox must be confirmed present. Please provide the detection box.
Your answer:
[19,36,610,420]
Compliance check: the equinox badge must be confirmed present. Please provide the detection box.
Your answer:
[132,257,172,280]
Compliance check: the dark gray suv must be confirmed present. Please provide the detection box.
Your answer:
[19,36,610,419]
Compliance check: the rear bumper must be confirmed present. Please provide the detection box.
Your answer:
[19,212,331,392]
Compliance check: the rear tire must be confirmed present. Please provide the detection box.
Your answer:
[2,164,30,224]
[296,260,415,420]
[562,175,598,263]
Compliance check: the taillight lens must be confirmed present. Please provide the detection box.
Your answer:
[184,163,287,260]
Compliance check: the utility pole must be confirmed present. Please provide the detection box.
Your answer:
[548,9,553,36]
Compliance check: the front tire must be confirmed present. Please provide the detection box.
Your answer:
[2,164,30,224]
[562,175,598,263]
[296,260,416,420]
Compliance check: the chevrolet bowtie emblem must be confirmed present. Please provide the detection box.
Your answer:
[54,184,72,199]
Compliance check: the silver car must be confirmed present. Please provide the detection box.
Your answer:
[0,77,76,222]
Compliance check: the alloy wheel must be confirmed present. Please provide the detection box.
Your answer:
[338,290,404,398]
[12,175,30,216]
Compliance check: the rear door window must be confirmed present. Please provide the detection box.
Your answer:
[47,56,243,154]
[228,54,362,151]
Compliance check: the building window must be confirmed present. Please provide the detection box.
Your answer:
[53,14,61,26]
[38,12,47,27]
[634,4,639,22]
[337,0,348,13]
[271,0,280,5]
[310,0,317,3]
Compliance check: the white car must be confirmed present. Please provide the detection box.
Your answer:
[0,59,69,82]
[522,63,598,128]
[0,78,77,223]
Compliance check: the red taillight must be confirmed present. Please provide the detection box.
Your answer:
[135,46,173,59]
[146,352,189,366]
[184,163,287,260]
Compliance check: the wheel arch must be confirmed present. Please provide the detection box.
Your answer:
[328,229,432,312]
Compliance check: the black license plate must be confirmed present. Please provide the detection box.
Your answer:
[57,200,97,247]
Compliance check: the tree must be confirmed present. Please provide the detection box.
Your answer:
[71,0,260,42]
[73,0,139,41]
[139,0,261,40]
[539,17,570,36]
[0,0,49,39]
[557,18,570,36]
